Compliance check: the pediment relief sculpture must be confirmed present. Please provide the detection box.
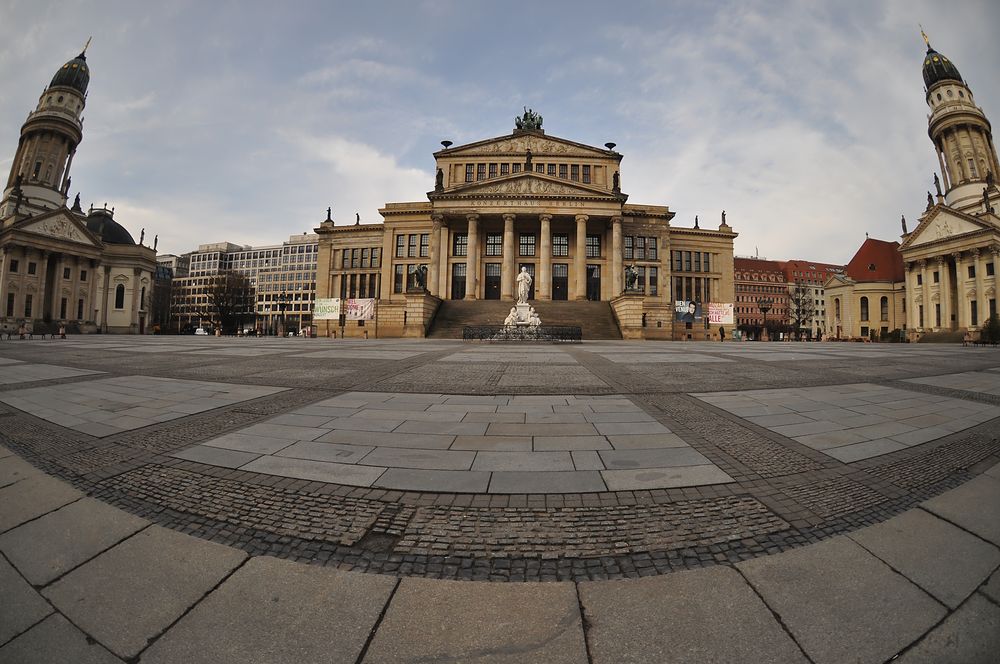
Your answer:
[454,177,606,197]
[23,216,93,245]
[454,136,606,158]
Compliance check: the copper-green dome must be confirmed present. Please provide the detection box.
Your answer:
[922,46,962,88]
[49,52,90,94]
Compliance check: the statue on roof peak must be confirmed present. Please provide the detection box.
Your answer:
[515,107,543,131]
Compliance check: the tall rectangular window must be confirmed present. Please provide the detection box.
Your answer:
[77,298,84,320]
[933,271,939,283]
[361,248,370,267]
[63,267,71,279]
[512,163,521,173]
[968,265,976,278]
[485,233,502,256]
[488,163,498,178]
[465,164,474,182]
[500,163,510,176]
[477,164,486,180]
[694,252,702,272]
[547,164,556,176]
[702,253,710,272]
[453,233,468,256]
[684,251,692,271]
[935,303,941,326]
[408,234,418,257]
[342,250,350,268]
[352,248,360,268]
[673,251,682,272]
[24,294,32,318]
[635,237,645,260]
[393,264,404,293]
[624,236,633,260]
[570,165,579,181]
[519,233,536,257]
[987,262,995,276]
[420,234,430,257]
[395,235,405,258]
[647,237,657,260]
[586,235,601,258]
[558,164,568,179]
[971,301,978,326]
[28,262,37,275]
[60,297,67,319]
[9,260,18,273]
[649,267,658,295]
[582,165,591,184]
[6,293,13,316]
[371,248,379,267]
[552,234,569,257]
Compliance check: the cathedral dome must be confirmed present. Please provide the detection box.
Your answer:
[85,208,135,245]
[922,46,962,88]
[49,52,90,95]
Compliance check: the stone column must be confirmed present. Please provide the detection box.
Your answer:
[101,265,111,331]
[88,260,99,324]
[538,214,552,300]
[953,252,967,329]
[438,218,449,297]
[938,256,951,329]
[611,216,623,295]
[574,215,588,300]
[972,248,984,325]
[36,251,51,321]
[429,214,442,297]
[131,267,142,331]
[993,247,1000,319]
[920,259,931,329]
[501,213,516,300]
[904,264,915,330]
[465,214,479,300]
[936,142,950,191]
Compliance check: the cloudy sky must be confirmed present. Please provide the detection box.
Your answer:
[1,0,997,262]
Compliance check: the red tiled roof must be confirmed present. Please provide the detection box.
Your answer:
[843,238,904,282]
[734,257,785,274]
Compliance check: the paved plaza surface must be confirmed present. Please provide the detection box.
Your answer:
[0,336,998,662]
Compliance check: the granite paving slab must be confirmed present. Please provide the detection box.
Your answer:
[472,451,575,472]
[920,474,1000,546]
[0,556,52,646]
[599,447,710,469]
[0,454,42,489]
[42,526,247,659]
[488,470,607,493]
[240,456,387,485]
[373,468,490,493]
[362,577,587,663]
[904,370,1000,397]
[140,556,396,664]
[0,473,82,534]
[0,498,149,585]
[737,537,946,664]
[274,441,374,464]
[450,435,533,451]
[0,613,123,664]
[848,508,1000,608]
[0,363,101,385]
[894,593,1000,663]
[601,465,735,491]
[580,566,807,664]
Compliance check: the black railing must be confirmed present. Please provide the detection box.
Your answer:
[463,325,582,342]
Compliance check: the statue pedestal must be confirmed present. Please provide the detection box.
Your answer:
[505,303,541,327]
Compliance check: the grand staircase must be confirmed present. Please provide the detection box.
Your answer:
[427,300,622,339]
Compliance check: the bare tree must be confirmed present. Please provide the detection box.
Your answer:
[207,271,256,334]
[788,281,817,340]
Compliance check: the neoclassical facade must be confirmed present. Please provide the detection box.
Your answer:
[899,36,1000,338]
[0,47,156,334]
[315,116,737,338]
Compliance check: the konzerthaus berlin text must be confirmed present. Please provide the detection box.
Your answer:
[315,112,737,339]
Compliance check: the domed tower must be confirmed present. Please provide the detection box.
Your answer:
[0,42,91,218]
[922,31,1000,211]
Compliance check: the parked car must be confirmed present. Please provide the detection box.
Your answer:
[194,328,209,335]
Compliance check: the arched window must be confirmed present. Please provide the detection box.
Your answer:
[860,296,869,321]
[114,284,125,309]
[140,287,146,310]
[834,298,841,319]
[880,296,889,322]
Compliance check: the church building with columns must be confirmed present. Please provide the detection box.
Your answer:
[315,112,737,339]
[898,35,1000,338]
[0,46,157,334]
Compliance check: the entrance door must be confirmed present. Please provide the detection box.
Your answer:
[586,264,601,301]
[451,263,466,300]
[485,263,501,300]
[518,263,535,300]
[552,264,568,301]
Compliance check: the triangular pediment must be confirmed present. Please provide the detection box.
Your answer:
[15,209,100,247]
[901,206,997,250]
[438,132,614,159]
[434,173,619,199]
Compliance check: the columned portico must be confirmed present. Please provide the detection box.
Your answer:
[938,257,951,329]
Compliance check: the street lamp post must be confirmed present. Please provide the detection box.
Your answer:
[757,297,773,341]
[277,292,289,337]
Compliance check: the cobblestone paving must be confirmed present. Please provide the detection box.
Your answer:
[0,336,997,581]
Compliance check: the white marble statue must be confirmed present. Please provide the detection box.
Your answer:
[516,267,532,304]
[504,307,518,326]
[528,307,541,327]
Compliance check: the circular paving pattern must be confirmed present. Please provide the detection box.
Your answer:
[1,336,998,581]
